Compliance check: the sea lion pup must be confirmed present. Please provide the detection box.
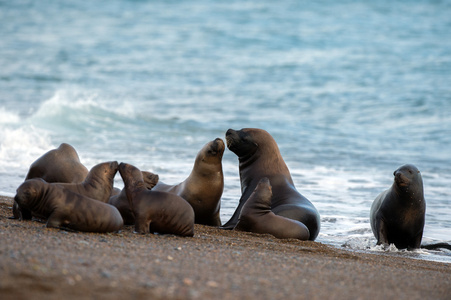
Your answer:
[118,163,194,237]
[13,143,89,220]
[108,171,159,225]
[222,128,320,241]
[56,161,119,203]
[14,179,123,233]
[235,178,310,240]
[370,164,451,250]
[153,138,225,226]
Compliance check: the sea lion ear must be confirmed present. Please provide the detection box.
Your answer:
[253,142,258,147]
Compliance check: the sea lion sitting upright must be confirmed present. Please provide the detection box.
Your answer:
[14,179,123,233]
[235,178,310,240]
[153,138,225,226]
[56,161,119,203]
[12,143,89,220]
[370,164,425,249]
[222,128,320,241]
[108,171,160,225]
[118,163,194,237]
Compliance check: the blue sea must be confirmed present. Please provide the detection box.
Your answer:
[1,0,450,263]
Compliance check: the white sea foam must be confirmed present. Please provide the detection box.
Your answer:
[0,107,20,124]
[0,126,53,172]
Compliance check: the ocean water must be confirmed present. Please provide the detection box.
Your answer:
[1,0,450,263]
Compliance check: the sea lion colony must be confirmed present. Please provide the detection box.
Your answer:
[10,128,451,250]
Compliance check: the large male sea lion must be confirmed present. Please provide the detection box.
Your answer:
[118,163,194,236]
[13,143,89,220]
[108,171,159,225]
[153,138,224,226]
[235,178,310,240]
[222,128,320,241]
[370,164,451,250]
[14,179,123,233]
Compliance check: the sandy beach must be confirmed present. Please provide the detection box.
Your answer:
[0,195,449,300]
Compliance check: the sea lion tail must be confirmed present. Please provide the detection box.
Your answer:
[421,243,451,250]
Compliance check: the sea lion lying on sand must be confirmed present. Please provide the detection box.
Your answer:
[14,179,123,233]
[13,143,89,220]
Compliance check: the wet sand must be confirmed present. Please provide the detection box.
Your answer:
[0,195,449,300]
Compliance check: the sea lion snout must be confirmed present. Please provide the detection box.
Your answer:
[209,138,225,155]
[394,171,409,187]
[225,129,239,149]
[110,161,119,170]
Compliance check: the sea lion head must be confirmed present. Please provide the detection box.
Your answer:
[225,128,260,157]
[118,163,144,184]
[14,178,46,208]
[142,171,159,189]
[87,161,118,179]
[198,138,225,164]
[393,164,423,192]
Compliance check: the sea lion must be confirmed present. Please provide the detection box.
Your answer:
[153,138,224,226]
[235,178,310,240]
[108,171,159,225]
[56,161,118,203]
[370,164,440,250]
[14,179,123,233]
[13,143,89,220]
[118,163,194,236]
[25,143,89,183]
[222,128,320,241]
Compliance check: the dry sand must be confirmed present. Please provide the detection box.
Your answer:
[0,195,449,300]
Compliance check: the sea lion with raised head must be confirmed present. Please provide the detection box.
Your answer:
[56,161,118,203]
[108,171,159,225]
[118,162,194,236]
[370,164,451,250]
[235,178,310,240]
[14,179,123,233]
[153,138,224,226]
[222,128,320,241]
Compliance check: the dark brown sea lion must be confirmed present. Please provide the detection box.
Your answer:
[14,179,123,233]
[118,163,194,236]
[153,138,224,226]
[370,164,451,250]
[108,171,159,225]
[56,161,118,203]
[13,143,89,220]
[222,128,320,241]
[235,178,310,240]
[25,143,89,183]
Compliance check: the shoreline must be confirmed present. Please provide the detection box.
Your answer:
[1,195,450,299]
